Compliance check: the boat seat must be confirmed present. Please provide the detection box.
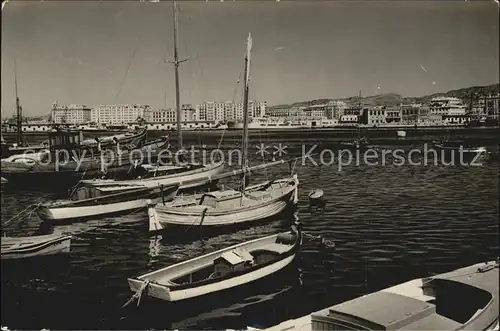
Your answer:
[260,243,291,254]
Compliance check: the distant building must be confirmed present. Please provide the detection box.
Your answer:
[361,106,386,126]
[51,102,91,124]
[91,104,150,124]
[196,101,266,121]
[429,97,466,116]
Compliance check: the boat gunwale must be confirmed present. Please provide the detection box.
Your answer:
[43,184,178,209]
[1,235,71,254]
[80,160,225,187]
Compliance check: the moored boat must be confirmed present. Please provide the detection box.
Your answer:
[127,221,302,303]
[147,33,300,232]
[1,233,72,260]
[149,175,298,232]
[36,183,179,222]
[433,139,488,162]
[79,160,225,192]
[247,259,499,331]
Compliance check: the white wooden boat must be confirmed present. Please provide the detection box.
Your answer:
[127,222,302,302]
[251,259,499,331]
[147,34,299,232]
[79,160,225,191]
[1,234,71,260]
[149,175,298,231]
[81,128,147,150]
[36,183,179,221]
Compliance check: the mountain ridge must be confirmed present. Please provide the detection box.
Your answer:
[269,83,499,109]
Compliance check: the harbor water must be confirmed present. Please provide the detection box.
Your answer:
[1,129,499,330]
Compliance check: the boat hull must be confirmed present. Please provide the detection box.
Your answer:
[1,235,71,260]
[149,176,299,231]
[127,227,301,302]
[81,161,225,191]
[128,253,296,302]
[37,186,178,221]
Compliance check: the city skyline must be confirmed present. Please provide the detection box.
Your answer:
[1,0,498,117]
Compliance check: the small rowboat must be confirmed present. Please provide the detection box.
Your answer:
[37,183,179,221]
[127,222,302,303]
[1,234,71,260]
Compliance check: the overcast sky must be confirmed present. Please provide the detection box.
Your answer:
[1,0,499,117]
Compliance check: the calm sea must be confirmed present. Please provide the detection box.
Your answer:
[1,129,499,330]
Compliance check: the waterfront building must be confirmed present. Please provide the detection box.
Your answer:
[384,106,401,124]
[150,108,177,123]
[196,100,266,121]
[91,104,150,125]
[339,114,359,125]
[325,101,346,119]
[361,106,387,126]
[429,97,466,116]
[51,102,91,124]
[472,94,500,119]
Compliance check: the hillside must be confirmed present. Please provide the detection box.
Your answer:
[269,83,499,109]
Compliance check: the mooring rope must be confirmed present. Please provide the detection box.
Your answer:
[121,279,150,308]
[302,231,335,248]
[2,203,41,228]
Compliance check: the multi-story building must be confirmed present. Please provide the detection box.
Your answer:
[196,101,266,121]
[361,106,387,126]
[429,97,466,116]
[384,106,401,124]
[181,104,197,122]
[472,94,500,119]
[325,101,346,119]
[51,102,92,124]
[149,108,176,123]
[91,104,150,124]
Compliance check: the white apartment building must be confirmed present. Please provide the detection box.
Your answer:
[91,104,150,124]
[429,97,466,116]
[150,108,177,123]
[196,101,266,121]
[51,102,92,124]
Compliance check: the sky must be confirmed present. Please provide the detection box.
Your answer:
[1,0,499,117]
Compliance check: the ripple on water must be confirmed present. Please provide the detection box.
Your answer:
[1,143,498,330]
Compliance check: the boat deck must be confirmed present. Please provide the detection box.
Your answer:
[244,261,499,331]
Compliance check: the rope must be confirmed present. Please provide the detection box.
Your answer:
[302,231,335,248]
[121,279,150,308]
[2,203,41,228]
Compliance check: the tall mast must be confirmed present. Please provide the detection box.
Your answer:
[170,0,188,151]
[240,33,252,196]
[14,59,22,145]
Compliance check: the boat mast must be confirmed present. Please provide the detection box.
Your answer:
[170,0,187,151]
[14,59,22,146]
[240,33,252,197]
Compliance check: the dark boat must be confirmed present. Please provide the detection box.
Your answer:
[433,139,487,163]
[249,260,499,331]
[0,130,169,185]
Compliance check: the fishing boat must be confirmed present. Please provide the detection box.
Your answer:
[433,139,487,161]
[1,233,72,260]
[127,221,302,303]
[80,161,225,191]
[76,1,225,192]
[36,183,179,221]
[147,33,299,232]
[81,127,148,152]
[248,259,499,331]
[0,131,170,184]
